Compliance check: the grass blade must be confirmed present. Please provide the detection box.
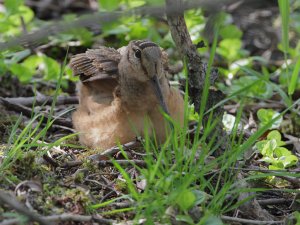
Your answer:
[288,57,300,95]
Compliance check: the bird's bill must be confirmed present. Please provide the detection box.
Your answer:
[150,75,170,115]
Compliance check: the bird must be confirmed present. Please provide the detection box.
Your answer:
[70,40,184,150]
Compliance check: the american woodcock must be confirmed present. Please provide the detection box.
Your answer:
[70,40,184,150]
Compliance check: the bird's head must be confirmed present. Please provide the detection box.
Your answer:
[118,40,169,115]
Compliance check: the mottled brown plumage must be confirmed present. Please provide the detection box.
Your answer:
[70,40,184,150]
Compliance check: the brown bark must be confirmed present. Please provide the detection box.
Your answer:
[165,0,206,112]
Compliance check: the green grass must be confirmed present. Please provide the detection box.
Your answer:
[0,52,75,180]
[90,2,300,223]
[101,92,300,224]
[278,0,290,60]
[278,0,298,98]
[1,1,298,224]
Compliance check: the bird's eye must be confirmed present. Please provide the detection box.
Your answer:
[134,49,141,59]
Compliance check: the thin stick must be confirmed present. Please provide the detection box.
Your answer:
[257,198,291,206]
[221,215,283,225]
[0,191,52,225]
[3,96,78,107]
[98,159,147,168]
[0,97,73,128]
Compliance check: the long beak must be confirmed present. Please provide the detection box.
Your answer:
[150,75,170,115]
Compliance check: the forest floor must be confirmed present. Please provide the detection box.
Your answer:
[0,0,299,225]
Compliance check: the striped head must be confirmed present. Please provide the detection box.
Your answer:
[118,40,169,114]
[119,40,164,82]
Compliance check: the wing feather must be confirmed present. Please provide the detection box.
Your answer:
[69,47,121,82]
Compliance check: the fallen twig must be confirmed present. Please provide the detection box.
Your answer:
[47,214,113,224]
[235,173,276,221]
[85,178,118,194]
[62,159,146,168]
[3,95,78,107]
[230,166,300,173]
[61,160,83,168]
[97,159,147,168]
[277,176,300,188]
[0,214,114,225]
[0,97,73,128]
[224,102,286,113]
[221,215,283,225]
[89,140,142,160]
[0,191,52,225]
[0,218,20,225]
[61,140,143,168]
[257,198,291,206]
[231,165,300,188]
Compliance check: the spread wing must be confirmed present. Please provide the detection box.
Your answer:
[69,47,121,83]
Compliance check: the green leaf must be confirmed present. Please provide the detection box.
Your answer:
[219,25,242,39]
[257,108,269,123]
[175,215,194,224]
[42,56,61,80]
[229,75,273,99]
[4,0,24,14]
[5,49,31,64]
[98,0,121,11]
[261,156,277,165]
[294,211,300,225]
[19,5,34,23]
[202,215,224,225]
[274,147,292,158]
[145,0,162,5]
[9,63,33,82]
[0,59,7,74]
[22,55,43,71]
[8,5,34,25]
[128,0,146,7]
[257,109,283,129]
[217,38,242,62]
[0,20,15,33]
[272,158,286,169]
[261,140,276,157]
[255,140,268,152]
[267,130,286,146]
[102,24,131,35]
[267,130,282,142]
[279,155,298,168]
[188,104,199,121]
[192,190,206,205]
[269,164,283,170]
[176,189,196,211]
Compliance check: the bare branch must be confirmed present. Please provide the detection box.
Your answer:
[2,95,78,107]
[221,215,283,225]
[0,97,73,128]
[0,191,52,225]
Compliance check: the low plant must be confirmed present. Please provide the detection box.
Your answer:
[256,130,298,170]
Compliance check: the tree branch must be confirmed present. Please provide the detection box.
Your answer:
[165,0,205,112]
